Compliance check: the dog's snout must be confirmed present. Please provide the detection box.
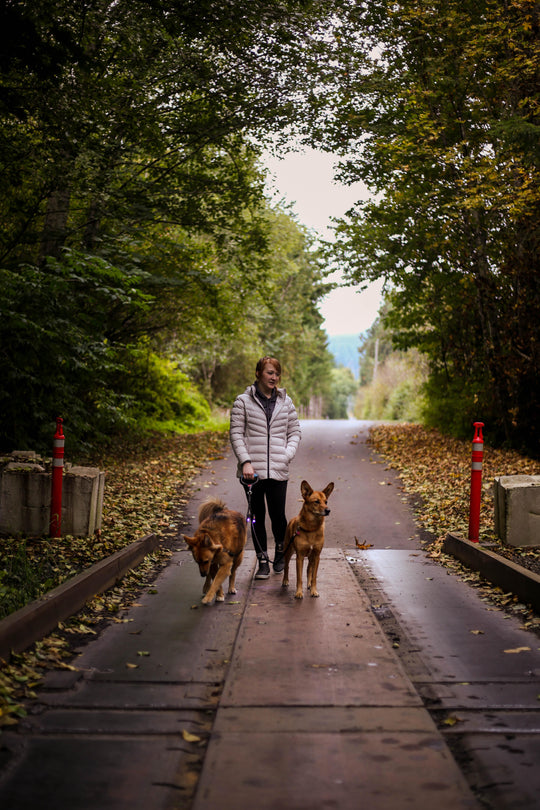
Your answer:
[324,508,331,515]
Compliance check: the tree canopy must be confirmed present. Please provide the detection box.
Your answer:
[305,0,540,454]
[2,0,538,455]
[0,0,338,450]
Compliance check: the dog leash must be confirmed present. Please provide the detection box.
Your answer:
[240,474,269,562]
[282,522,309,557]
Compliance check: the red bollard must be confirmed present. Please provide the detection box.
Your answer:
[49,417,65,538]
[468,421,484,543]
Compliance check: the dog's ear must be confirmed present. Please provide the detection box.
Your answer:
[323,482,334,499]
[301,480,313,499]
[183,534,197,548]
[202,534,222,552]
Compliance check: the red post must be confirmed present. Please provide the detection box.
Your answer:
[49,417,64,538]
[468,421,484,543]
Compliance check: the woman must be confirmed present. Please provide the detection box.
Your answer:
[230,356,301,579]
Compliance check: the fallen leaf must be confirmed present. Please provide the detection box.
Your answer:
[442,715,463,726]
[126,662,138,669]
[470,630,484,635]
[355,536,374,549]
[504,646,531,654]
[182,729,201,743]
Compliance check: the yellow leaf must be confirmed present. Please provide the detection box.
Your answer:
[0,715,19,727]
[470,630,484,635]
[442,715,463,726]
[182,729,201,743]
[504,646,531,654]
[126,662,138,669]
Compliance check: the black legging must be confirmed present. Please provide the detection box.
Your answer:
[243,478,288,557]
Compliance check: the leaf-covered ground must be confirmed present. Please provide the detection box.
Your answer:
[0,430,229,728]
[368,423,540,635]
[2,423,540,729]
[369,423,540,570]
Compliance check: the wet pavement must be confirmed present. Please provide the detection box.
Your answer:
[1,420,539,808]
[353,548,540,809]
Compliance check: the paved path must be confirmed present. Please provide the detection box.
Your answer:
[0,420,487,808]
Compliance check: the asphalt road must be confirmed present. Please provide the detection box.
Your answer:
[162,417,540,808]
[1,419,539,809]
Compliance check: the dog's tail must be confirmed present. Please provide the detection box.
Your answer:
[198,497,227,523]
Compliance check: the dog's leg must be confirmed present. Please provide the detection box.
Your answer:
[228,552,243,594]
[203,573,212,595]
[309,551,321,597]
[294,551,305,599]
[282,529,294,588]
[307,552,313,591]
[202,561,232,604]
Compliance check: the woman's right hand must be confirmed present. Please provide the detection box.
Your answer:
[242,462,256,481]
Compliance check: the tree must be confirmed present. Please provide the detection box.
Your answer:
[0,1,340,450]
[303,0,540,453]
[325,366,358,419]
[204,204,336,413]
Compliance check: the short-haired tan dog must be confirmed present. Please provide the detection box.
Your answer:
[282,480,334,599]
[183,498,247,605]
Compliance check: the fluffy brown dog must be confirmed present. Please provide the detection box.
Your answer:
[183,498,247,605]
[282,480,334,599]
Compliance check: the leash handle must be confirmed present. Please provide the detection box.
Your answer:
[240,472,259,489]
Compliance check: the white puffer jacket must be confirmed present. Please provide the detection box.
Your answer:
[229,384,301,480]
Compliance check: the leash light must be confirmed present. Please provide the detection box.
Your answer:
[241,473,259,522]
[240,473,267,560]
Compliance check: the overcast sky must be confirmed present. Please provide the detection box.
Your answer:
[263,147,383,336]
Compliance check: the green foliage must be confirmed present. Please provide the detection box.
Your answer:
[203,205,337,412]
[123,350,212,433]
[355,348,427,423]
[304,0,540,455]
[357,301,395,386]
[325,366,358,419]
[0,250,153,450]
[0,541,60,619]
[0,2,340,450]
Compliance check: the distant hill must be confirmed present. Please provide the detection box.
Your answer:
[327,333,361,379]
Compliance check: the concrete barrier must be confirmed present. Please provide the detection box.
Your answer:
[0,453,105,537]
[494,475,540,548]
[0,533,160,662]
[444,532,540,612]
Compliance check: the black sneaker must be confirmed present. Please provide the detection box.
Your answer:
[255,557,270,579]
[273,545,285,573]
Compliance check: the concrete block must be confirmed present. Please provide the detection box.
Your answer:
[494,475,540,548]
[63,467,105,536]
[0,464,50,535]
[0,458,105,538]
